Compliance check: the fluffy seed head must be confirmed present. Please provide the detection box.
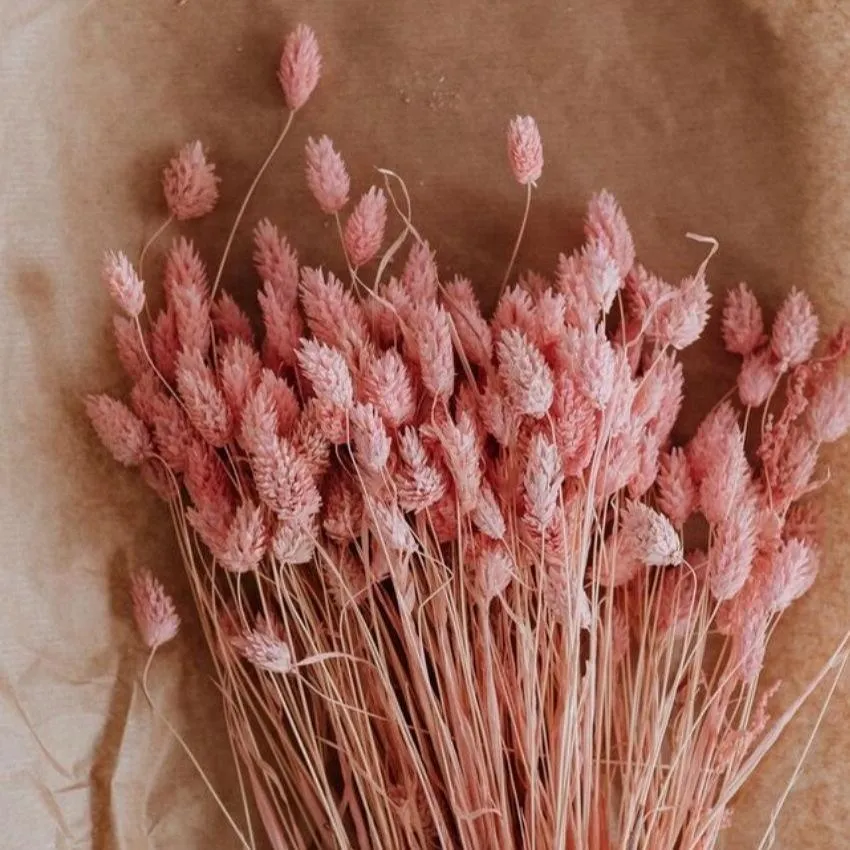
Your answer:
[162,141,220,220]
[232,627,293,674]
[305,136,350,214]
[585,190,635,275]
[738,348,779,408]
[253,219,299,302]
[507,115,543,185]
[359,349,415,429]
[130,569,180,649]
[86,394,152,466]
[278,24,321,111]
[102,251,145,317]
[497,329,554,418]
[344,187,387,267]
[771,287,819,370]
[113,315,148,381]
[722,282,765,356]
[656,447,697,527]
[807,371,850,443]
[297,339,354,410]
[764,538,818,612]
[522,433,564,533]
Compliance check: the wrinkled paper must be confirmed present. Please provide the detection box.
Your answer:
[1,0,849,846]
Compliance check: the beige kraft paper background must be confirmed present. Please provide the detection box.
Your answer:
[2,0,849,847]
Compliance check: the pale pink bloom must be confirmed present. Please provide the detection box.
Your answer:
[402,240,439,302]
[407,302,455,401]
[350,402,391,473]
[299,267,370,362]
[530,288,567,353]
[258,279,303,372]
[271,517,316,565]
[233,626,293,674]
[652,272,711,350]
[733,608,768,682]
[507,115,543,185]
[187,500,231,562]
[163,237,207,303]
[551,374,598,476]
[176,348,232,447]
[297,339,354,410]
[585,190,635,275]
[220,502,269,573]
[278,24,321,111]
[253,219,299,302]
[131,374,195,472]
[359,348,415,429]
[771,287,819,370]
[497,328,554,418]
[219,337,262,418]
[687,400,739,483]
[344,187,387,267]
[471,481,506,540]
[86,394,152,466]
[304,136,349,214]
[619,500,683,567]
[656,568,699,637]
[492,286,536,343]
[595,423,642,500]
[170,273,211,357]
[582,239,622,315]
[469,536,513,603]
[258,369,300,436]
[738,348,779,408]
[291,399,332,481]
[698,415,748,526]
[184,441,234,520]
[162,141,220,220]
[396,427,449,511]
[478,377,517,447]
[544,562,592,628]
[432,411,482,513]
[807,371,850,443]
[130,569,180,649]
[632,355,672,427]
[151,307,179,383]
[102,250,145,317]
[656,447,697,527]
[239,374,280,456]
[251,434,321,524]
[563,326,616,409]
[709,492,758,600]
[211,292,254,345]
[323,477,364,541]
[605,351,639,435]
[370,500,417,553]
[522,433,564,533]
[444,275,493,368]
[763,537,818,612]
[556,250,596,330]
[722,282,765,356]
[140,458,178,502]
[113,315,148,381]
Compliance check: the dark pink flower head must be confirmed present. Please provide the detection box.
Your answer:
[102,251,145,317]
[359,348,415,429]
[86,394,152,467]
[278,24,321,111]
[407,302,455,401]
[253,219,299,302]
[507,115,543,186]
[130,568,180,650]
[211,292,254,346]
[344,187,387,268]
[175,348,233,447]
[297,339,354,410]
[163,237,208,303]
[162,141,220,221]
[771,287,819,370]
[402,240,439,302]
[113,315,148,381]
[722,282,765,356]
[305,136,350,215]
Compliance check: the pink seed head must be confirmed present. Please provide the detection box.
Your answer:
[162,141,220,220]
[102,250,145,317]
[507,115,543,186]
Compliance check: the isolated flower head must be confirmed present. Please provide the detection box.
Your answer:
[305,136,349,214]
[102,251,145,317]
[278,24,321,111]
[507,115,543,185]
[130,569,180,650]
[162,141,220,220]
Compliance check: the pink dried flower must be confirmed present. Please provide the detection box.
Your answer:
[260,370,300,436]
[656,568,699,637]
[162,141,220,220]
[130,569,180,650]
[323,477,364,541]
[176,348,232,447]
[344,187,387,267]
[258,279,303,372]
[697,415,748,526]
[253,219,299,302]
[397,427,449,512]
[359,349,415,429]
[444,276,493,368]
[350,402,391,473]
[771,287,819,370]
[150,307,179,383]
[219,337,262,418]
[807,371,850,443]
[478,378,517,446]
[656,447,697,527]
[291,400,332,480]
[652,272,711,350]
[220,502,269,573]
[239,374,281,456]
[402,240,439,302]
[113,315,148,381]
[297,339,354,410]
[170,274,211,357]
[132,375,195,472]
[522,433,564,533]
[278,24,321,111]
[233,630,293,674]
[251,434,321,524]
[471,482,506,540]
[140,458,178,502]
[497,329,554,418]
[432,411,482,514]
[184,441,234,520]
[212,292,254,345]
[305,136,349,214]
[585,190,635,276]
[722,282,765,356]
[619,500,683,567]
[551,374,598,476]
[530,289,568,360]
[628,433,661,500]
[470,537,513,603]
[709,492,758,600]
[563,326,616,409]
[765,424,818,508]
[370,500,417,553]
[582,239,622,316]
[272,517,317,564]
[763,538,818,613]
[738,348,779,408]
[163,237,207,302]
[86,394,152,466]
[102,251,145,317]
[688,401,740,483]
[492,285,536,342]
[507,115,543,185]
[784,502,822,544]
[407,302,455,401]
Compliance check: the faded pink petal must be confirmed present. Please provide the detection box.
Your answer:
[771,287,819,370]
[619,500,683,567]
[350,402,391,473]
[278,24,321,111]
[102,251,145,317]
[722,282,765,356]
[176,348,232,447]
[130,569,180,649]
[344,187,387,267]
[807,371,850,443]
[507,115,543,185]
[585,190,635,275]
[497,328,554,418]
[162,141,220,220]
[359,348,416,429]
[253,219,299,302]
[305,136,350,214]
[86,394,152,466]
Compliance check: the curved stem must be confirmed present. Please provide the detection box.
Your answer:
[499,183,532,298]
[139,215,174,280]
[211,110,296,301]
[142,649,254,850]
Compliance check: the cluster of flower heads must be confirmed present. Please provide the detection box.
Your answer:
[88,25,850,693]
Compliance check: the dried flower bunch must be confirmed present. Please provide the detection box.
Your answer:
[87,23,850,850]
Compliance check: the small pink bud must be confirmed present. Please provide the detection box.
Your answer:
[278,24,321,111]
[507,115,543,185]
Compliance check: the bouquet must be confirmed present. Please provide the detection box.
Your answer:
[86,24,850,850]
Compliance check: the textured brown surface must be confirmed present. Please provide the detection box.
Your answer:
[2,1,849,847]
